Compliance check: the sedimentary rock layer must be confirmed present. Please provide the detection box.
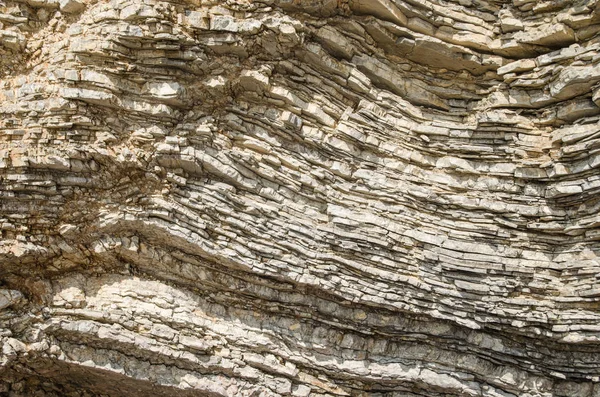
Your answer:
[1,0,600,395]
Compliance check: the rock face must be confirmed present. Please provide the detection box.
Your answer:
[1,0,600,395]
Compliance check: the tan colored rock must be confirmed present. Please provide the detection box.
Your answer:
[1,0,600,396]
[59,0,85,13]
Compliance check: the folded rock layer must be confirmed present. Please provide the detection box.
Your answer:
[1,0,600,396]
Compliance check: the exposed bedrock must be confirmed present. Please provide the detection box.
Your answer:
[1,0,600,396]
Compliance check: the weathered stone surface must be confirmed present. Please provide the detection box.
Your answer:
[1,0,600,396]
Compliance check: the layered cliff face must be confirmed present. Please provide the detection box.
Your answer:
[1,0,600,395]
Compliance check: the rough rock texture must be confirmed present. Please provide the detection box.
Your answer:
[2,0,600,395]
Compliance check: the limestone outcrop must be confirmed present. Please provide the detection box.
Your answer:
[1,0,600,395]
